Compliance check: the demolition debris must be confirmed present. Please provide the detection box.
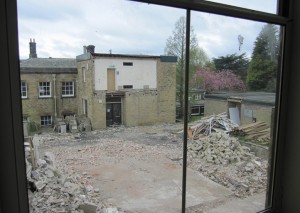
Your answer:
[26,119,270,211]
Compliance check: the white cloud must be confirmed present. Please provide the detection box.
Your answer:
[17,0,280,60]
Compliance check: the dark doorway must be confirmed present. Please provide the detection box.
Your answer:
[106,97,122,126]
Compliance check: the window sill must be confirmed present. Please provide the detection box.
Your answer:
[38,96,52,99]
[61,95,76,98]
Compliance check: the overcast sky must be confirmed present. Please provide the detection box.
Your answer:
[17,0,278,60]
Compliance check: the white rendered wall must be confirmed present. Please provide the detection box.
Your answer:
[94,58,157,90]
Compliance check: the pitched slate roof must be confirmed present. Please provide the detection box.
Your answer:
[20,58,77,74]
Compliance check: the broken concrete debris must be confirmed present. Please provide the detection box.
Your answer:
[78,202,98,213]
[28,123,269,211]
[54,115,92,133]
[102,207,119,213]
[65,116,79,133]
[25,150,122,213]
[77,115,92,132]
[188,132,253,165]
[188,131,268,197]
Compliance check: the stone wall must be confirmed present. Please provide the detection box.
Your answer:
[21,73,77,125]
[123,90,159,126]
[123,60,176,127]
[157,60,176,123]
[76,60,106,129]
[204,99,227,116]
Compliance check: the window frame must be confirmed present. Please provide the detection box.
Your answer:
[82,67,86,83]
[191,105,204,116]
[40,115,52,126]
[61,81,75,97]
[123,62,133,66]
[38,81,51,98]
[21,81,27,99]
[0,0,296,213]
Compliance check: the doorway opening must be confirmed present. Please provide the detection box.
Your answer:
[106,97,122,126]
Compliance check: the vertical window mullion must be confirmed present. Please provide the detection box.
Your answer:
[182,9,190,213]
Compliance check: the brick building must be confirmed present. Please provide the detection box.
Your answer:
[20,39,77,127]
[76,46,177,129]
[20,40,177,129]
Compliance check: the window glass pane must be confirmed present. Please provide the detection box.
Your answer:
[17,0,283,212]
[40,82,50,96]
[18,0,186,212]
[186,10,282,211]
[205,0,278,14]
[62,81,74,96]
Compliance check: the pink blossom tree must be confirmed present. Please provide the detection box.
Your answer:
[192,68,246,93]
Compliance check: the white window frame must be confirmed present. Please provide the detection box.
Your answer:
[21,81,27,98]
[40,115,52,126]
[62,81,75,97]
[39,82,51,98]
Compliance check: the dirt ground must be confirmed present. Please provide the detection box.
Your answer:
[34,123,268,212]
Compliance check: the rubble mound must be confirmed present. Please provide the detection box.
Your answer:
[188,132,253,165]
[188,132,268,197]
[26,152,108,213]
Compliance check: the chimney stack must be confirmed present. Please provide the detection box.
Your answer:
[86,45,95,54]
[29,38,37,58]
[83,46,87,54]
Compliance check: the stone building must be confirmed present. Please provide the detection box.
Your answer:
[20,41,177,129]
[20,39,77,126]
[76,46,177,129]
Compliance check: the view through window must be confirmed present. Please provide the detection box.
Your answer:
[18,0,282,212]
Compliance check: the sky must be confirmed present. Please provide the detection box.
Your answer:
[17,0,279,60]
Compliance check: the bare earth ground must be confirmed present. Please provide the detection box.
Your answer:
[35,124,267,213]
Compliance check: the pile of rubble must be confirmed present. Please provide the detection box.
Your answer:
[77,115,92,132]
[187,132,268,197]
[25,151,120,213]
[188,132,254,165]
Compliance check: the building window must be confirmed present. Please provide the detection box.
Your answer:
[62,81,75,97]
[40,115,52,126]
[21,81,27,98]
[82,67,86,83]
[123,85,133,89]
[123,62,133,66]
[191,105,204,116]
[39,82,51,97]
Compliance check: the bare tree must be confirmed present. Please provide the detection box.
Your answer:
[165,16,208,118]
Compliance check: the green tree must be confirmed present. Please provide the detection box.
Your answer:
[165,16,208,117]
[213,53,249,81]
[247,24,279,91]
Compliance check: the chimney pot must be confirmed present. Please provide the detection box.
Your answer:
[86,45,95,54]
[29,38,37,58]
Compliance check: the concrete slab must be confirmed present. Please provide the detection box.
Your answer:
[205,192,266,213]
[80,158,232,213]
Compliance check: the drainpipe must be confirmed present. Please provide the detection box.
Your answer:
[52,74,57,119]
